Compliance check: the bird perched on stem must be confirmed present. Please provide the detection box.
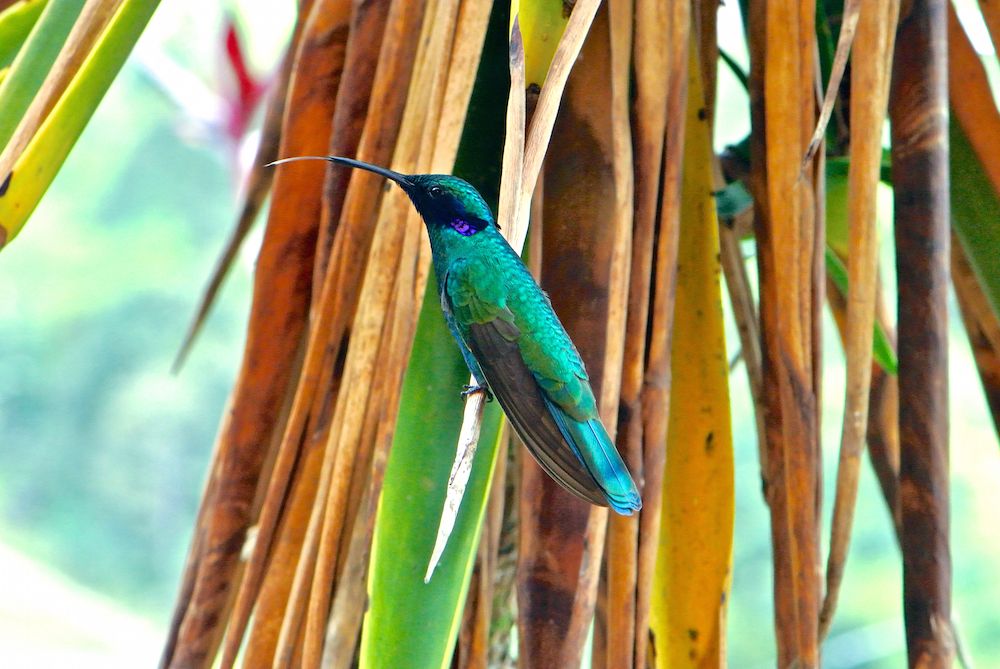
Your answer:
[271,155,641,515]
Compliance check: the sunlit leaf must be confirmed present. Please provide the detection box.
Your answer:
[650,43,733,669]
[0,0,160,247]
[0,0,84,148]
[0,0,48,69]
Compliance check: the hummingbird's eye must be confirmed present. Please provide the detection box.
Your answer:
[429,186,443,198]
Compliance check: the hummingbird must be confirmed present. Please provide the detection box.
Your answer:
[271,155,642,515]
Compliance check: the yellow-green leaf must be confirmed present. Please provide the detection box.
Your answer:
[649,44,734,669]
[511,0,569,88]
[0,0,48,69]
[0,0,160,248]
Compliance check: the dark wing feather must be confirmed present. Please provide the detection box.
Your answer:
[465,320,609,507]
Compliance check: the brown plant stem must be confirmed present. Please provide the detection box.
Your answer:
[890,0,953,664]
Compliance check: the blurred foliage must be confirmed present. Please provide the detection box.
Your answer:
[0,63,250,618]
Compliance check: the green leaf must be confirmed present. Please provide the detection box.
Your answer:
[360,5,509,668]
[0,0,48,70]
[0,0,161,248]
[361,279,505,669]
[950,118,1000,322]
[824,245,898,375]
[0,0,84,148]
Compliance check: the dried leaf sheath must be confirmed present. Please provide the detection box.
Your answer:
[754,0,822,664]
[313,0,393,288]
[297,1,464,663]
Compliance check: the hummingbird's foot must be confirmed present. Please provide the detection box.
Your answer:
[461,384,493,402]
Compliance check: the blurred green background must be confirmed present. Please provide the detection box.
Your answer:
[0,1,997,667]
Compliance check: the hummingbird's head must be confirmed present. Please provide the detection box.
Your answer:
[402,174,495,236]
[268,156,496,237]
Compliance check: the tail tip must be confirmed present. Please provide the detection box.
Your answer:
[609,492,642,516]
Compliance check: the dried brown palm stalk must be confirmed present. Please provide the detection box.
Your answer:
[259,11,430,634]
[161,1,351,664]
[293,2,465,663]
[826,278,903,536]
[890,0,953,666]
[747,0,824,665]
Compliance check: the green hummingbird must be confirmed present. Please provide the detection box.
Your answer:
[271,155,641,515]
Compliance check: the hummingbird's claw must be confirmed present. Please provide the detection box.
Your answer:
[461,384,493,402]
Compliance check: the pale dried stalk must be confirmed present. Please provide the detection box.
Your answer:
[307,0,481,654]
[516,0,603,240]
[298,0,456,663]
[424,15,525,582]
[603,0,637,665]
[267,0,438,658]
[718,221,767,461]
[634,0,690,665]
[620,1,671,664]
[802,0,860,167]
[429,0,493,172]
[425,391,489,581]
[819,0,900,640]
[320,234,416,667]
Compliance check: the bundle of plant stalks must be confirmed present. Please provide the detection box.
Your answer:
[3,0,999,667]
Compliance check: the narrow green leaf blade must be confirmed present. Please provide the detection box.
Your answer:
[950,118,1000,322]
[361,280,505,669]
[825,245,898,375]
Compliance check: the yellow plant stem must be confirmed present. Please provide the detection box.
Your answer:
[649,42,734,669]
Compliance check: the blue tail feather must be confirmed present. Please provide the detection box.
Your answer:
[542,397,642,515]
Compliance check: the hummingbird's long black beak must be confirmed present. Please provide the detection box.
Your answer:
[267,155,413,188]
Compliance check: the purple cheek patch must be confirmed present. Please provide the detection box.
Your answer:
[450,219,476,236]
